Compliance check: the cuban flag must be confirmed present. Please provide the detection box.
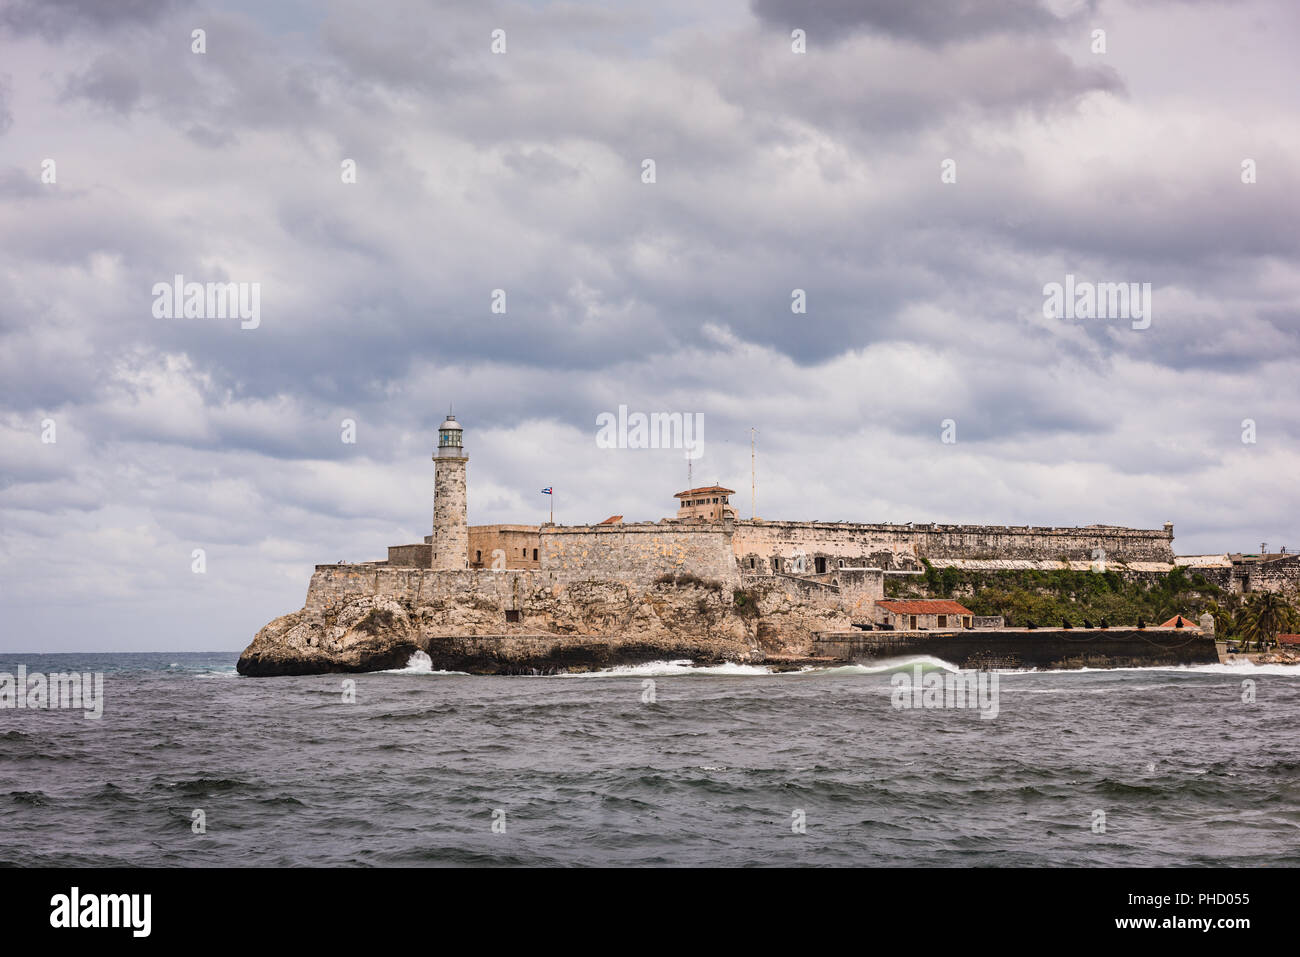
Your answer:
[540,487,553,495]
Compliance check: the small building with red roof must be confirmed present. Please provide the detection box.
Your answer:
[873,599,974,631]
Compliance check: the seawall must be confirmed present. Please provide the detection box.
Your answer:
[812,628,1218,670]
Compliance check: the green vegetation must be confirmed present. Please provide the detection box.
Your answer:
[1217,592,1300,651]
[731,588,760,618]
[886,562,1298,642]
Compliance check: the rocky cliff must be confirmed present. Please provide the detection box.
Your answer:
[236,567,852,676]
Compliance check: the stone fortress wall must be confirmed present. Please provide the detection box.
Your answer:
[392,517,1176,578]
[730,520,1175,575]
[539,522,741,586]
[304,564,535,618]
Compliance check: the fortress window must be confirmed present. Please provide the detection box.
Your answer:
[750,557,756,568]
[522,547,527,557]
[476,550,482,563]
[938,615,948,628]
[505,610,521,623]
[838,559,845,568]
[910,615,918,630]
[773,558,781,571]
[815,557,827,574]
[713,497,719,503]
[533,549,538,560]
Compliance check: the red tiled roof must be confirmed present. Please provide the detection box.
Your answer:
[876,600,973,616]
[1156,614,1197,628]
[1278,634,1300,646]
[597,515,623,525]
[674,486,735,498]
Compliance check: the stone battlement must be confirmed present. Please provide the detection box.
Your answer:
[733,519,1174,569]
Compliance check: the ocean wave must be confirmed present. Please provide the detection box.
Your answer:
[376,651,469,676]
[557,655,969,678]
[1057,662,1300,677]
[807,656,962,676]
[558,660,777,677]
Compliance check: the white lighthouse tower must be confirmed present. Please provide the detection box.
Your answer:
[432,412,468,570]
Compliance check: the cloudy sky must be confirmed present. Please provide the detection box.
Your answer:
[2,0,1298,651]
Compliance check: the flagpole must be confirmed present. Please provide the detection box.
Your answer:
[550,489,554,525]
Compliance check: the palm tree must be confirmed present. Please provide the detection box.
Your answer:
[1244,593,1290,651]
[1233,604,1253,648]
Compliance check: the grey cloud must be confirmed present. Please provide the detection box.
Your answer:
[750,0,1085,45]
[0,77,11,135]
[61,54,144,113]
[184,124,238,149]
[0,0,186,41]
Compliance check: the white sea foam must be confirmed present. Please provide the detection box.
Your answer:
[559,659,777,677]
[403,650,433,673]
[383,652,1299,679]
[556,655,967,678]
[376,651,469,676]
[1055,661,1300,677]
[812,656,961,676]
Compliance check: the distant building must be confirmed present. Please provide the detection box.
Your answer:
[674,485,737,522]
[874,599,974,631]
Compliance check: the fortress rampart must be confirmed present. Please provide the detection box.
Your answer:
[539,522,740,586]
[302,565,548,620]
[731,520,1174,574]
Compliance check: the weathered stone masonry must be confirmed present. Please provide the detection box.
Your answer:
[731,520,1174,575]
[540,522,741,586]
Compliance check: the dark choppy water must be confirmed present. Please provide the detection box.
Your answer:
[2,652,1298,866]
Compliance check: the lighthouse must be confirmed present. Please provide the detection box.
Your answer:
[432,412,468,570]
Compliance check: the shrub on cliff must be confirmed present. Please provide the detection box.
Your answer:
[732,588,760,618]
[654,571,723,591]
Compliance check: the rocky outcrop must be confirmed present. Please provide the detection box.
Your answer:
[236,573,841,676]
[236,597,425,677]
